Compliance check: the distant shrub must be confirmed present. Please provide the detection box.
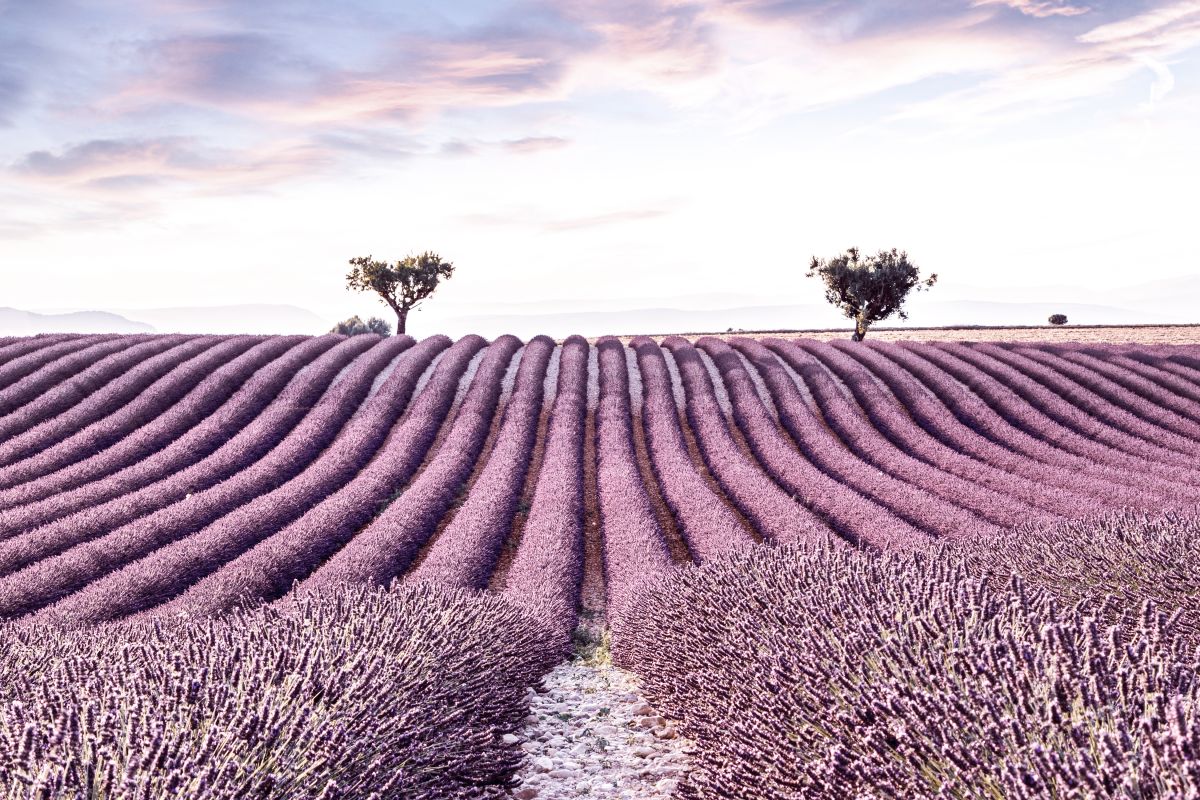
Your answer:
[616,515,1200,799]
[1048,313,1068,325]
[330,314,392,336]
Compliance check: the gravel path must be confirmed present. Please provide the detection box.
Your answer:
[508,658,692,799]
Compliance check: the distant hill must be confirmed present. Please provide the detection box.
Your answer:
[433,300,1180,339]
[108,304,328,335]
[1,304,329,336]
[0,307,153,335]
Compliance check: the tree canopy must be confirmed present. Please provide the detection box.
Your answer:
[1049,314,1068,326]
[806,247,936,340]
[345,252,454,335]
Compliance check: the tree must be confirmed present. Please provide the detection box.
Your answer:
[1048,313,1068,326]
[345,252,454,335]
[330,315,392,336]
[806,247,937,341]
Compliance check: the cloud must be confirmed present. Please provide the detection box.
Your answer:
[1078,0,1200,44]
[974,0,1090,18]
[502,136,570,153]
[11,136,330,194]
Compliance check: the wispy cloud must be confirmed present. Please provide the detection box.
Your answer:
[974,0,1091,19]
[1078,0,1200,44]
[11,136,330,194]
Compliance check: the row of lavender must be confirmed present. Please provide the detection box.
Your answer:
[0,582,562,799]
[3,331,1200,797]
[2,333,1200,624]
[614,512,1200,798]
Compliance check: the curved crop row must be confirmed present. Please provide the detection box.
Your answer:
[755,338,1062,523]
[164,335,515,617]
[1015,345,1200,441]
[937,342,1200,484]
[0,335,273,487]
[408,336,556,589]
[595,337,675,624]
[0,335,122,411]
[0,335,428,619]
[970,343,1200,464]
[0,335,350,530]
[703,337,1001,538]
[654,337,838,546]
[823,340,1168,512]
[629,336,753,562]
[22,335,457,625]
[0,334,89,392]
[502,335,589,638]
[0,335,186,439]
[662,336,914,549]
[887,342,1199,499]
[0,335,225,468]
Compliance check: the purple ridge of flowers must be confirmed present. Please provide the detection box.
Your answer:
[1066,345,1200,413]
[594,337,676,626]
[972,342,1200,463]
[628,336,754,562]
[502,335,589,639]
[941,341,1200,487]
[703,337,1004,538]
[0,335,300,499]
[156,335,511,617]
[0,335,268,487]
[0,335,223,468]
[892,341,1200,499]
[407,336,556,590]
[0,583,564,800]
[758,338,1064,523]
[0,335,118,405]
[18,335,457,626]
[0,335,427,618]
[820,339,1167,514]
[663,336,913,549]
[0,335,351,535]
[1013,345,1200,442]
[0,334,185,439]
[0,334,90,392]
[614,512,1200,799]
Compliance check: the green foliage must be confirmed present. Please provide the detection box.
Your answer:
[330,315,392,336]
[345,252,455,334]
[1048,313,1068,325]
[807,247,937,340]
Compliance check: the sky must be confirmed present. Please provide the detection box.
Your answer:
[1,0,1198,329]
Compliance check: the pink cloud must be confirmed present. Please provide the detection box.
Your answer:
[974,0,1091,18]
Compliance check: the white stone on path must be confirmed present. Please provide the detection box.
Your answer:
[507,661,693,798]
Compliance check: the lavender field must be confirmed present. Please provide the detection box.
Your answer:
[1,330,1199,798]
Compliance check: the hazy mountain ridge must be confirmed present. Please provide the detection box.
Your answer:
[2,275,1194,338]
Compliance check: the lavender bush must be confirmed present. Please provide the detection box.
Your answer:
[0,583,561,799]
[616,513,1200,799]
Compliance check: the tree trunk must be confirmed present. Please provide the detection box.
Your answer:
[852,316,868,341]
[396,308,408,335]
